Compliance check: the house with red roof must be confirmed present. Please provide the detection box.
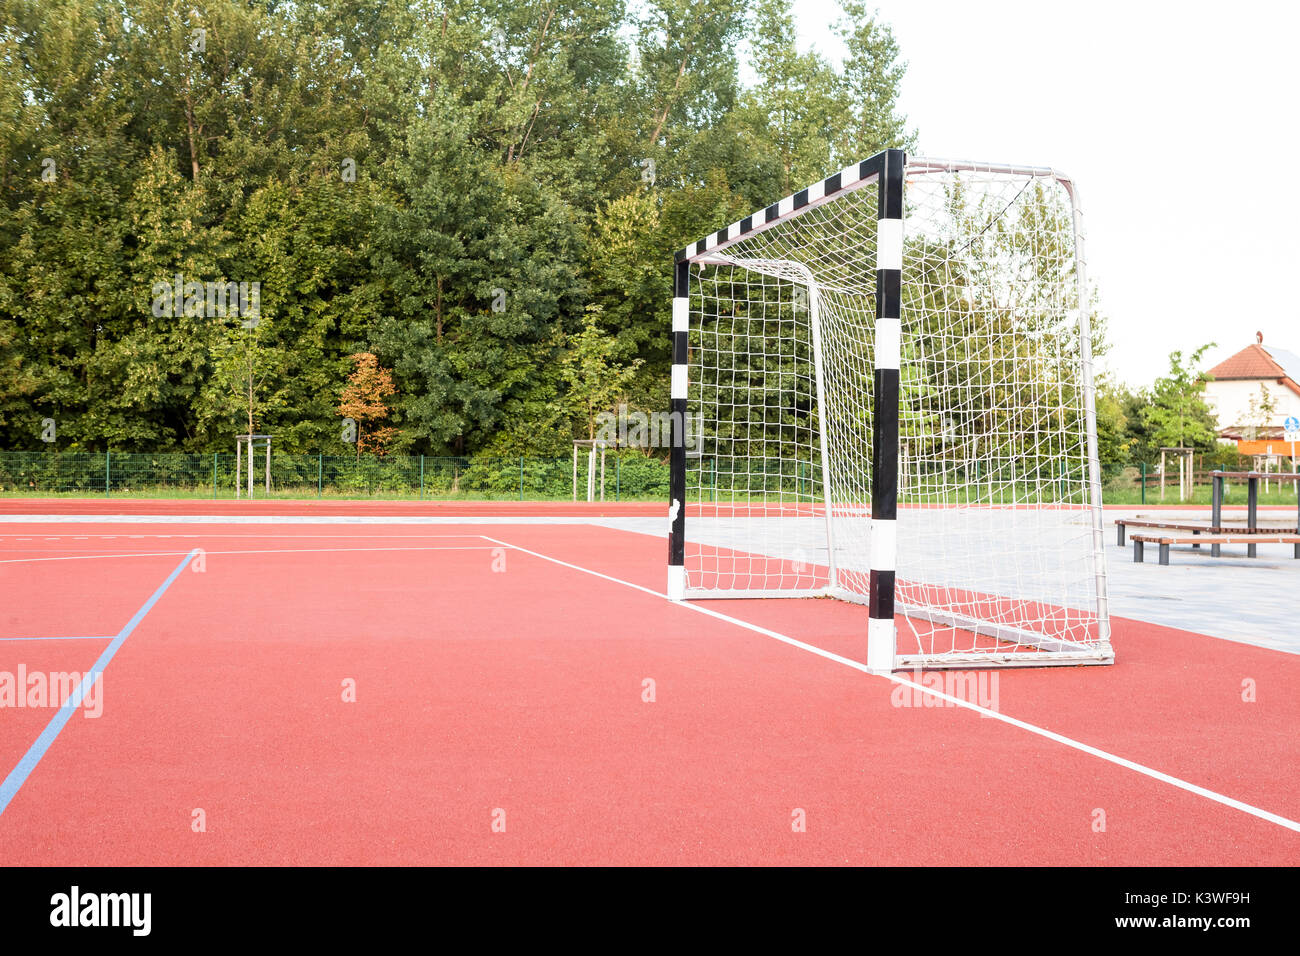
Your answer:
[1204,333,1300,456]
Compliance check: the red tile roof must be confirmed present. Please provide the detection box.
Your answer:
[1218,424,1288,440]
[1208,344,1290,381]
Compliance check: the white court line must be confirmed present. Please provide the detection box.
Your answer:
[0,546,502,565]
[0,635,114,642]
[0,515,621,525]
[480,533,1300,836]
[0,532,497,540]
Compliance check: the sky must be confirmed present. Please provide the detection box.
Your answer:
[775,0,1300,388]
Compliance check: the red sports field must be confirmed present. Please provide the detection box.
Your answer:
[1,500,1296,865]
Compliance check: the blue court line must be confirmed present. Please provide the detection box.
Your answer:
[0,635,115,642]
[0,548,198,817]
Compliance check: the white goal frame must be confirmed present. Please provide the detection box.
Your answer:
[666,149,1113,671]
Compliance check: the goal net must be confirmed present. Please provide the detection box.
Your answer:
[667,150,1112,670]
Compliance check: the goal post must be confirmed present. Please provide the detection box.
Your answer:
[573,439,610,502]
[667,148,1113,670]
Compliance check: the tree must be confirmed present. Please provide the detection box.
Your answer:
[833,1,915,161]
[633,0,747,151]
[1094,377,1135,469]
[1243,383,1277,441]
[0,0,920,459]
[338,352,398,458]
[739,0,843,196]
[207,318,292,445]
[1140,343,1220,451]
[558,306,644,440]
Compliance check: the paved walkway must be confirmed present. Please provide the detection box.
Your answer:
[600,506,1300,655]
[1101,508,1299,653]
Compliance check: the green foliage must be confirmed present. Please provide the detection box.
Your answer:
[1242,384,1277,441]
[1094,377,1134,469]
[557,306,644,439]
[1139,343,1220,452]
[0,0,915,455]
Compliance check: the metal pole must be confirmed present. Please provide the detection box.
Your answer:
[1248,476,1259,557]
[318,453,323,498]
[265,438,270,495]
[236,440,242,499]
[1211,472,1223,556]
[248,437,254,498]
[1141,460,1145,505]
[213,453,218,499]
[519,456,524,501]
[667,259,690,600]
[105,450,110,498]
[1059,172,1110,652]
[774,263,841,592]
[864,149,904,672]
[419,455,424,501]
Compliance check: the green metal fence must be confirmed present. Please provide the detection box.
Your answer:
[0,449,1139,504]
[13,450,1293,506]
[0,451,672,501]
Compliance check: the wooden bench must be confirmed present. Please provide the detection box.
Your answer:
[1132,533,1300,565]
[1210,471,1300,546]
[1114,471,1300,557]
[1115,518,1297,552]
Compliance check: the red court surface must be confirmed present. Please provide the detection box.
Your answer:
[1,514,1297,866]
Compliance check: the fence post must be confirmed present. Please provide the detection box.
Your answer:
[519,457,524,501]
[420,455,425,500]
[105,450,110,498]
[1140,461,1146,505]
[213,453,218,499]
[317,453,323,498]
[616,456,620,501]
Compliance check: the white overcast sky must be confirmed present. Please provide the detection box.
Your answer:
[774,0,1300,387]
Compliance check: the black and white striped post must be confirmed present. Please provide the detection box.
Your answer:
[667,258,690,600]
[866,148,904,673]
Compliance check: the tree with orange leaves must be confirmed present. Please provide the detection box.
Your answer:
[339,353,399,458]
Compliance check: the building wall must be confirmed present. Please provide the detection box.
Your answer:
[1236,439,1300,457]
[1204,378,1300,429]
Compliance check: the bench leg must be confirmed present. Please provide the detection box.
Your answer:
[1248,541,1257,558]
[1212,541,1221,557]
[1159,542,1170,566]
[1134,540,1143,563]
[1117,522,1125,546]
[1192,528,1200,550]
[1294,543,1299,560]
